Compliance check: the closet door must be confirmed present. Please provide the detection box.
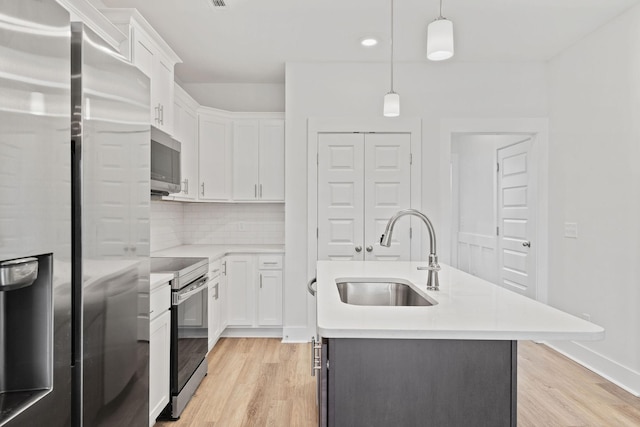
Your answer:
[317,133,365,260]
[363,133,412,261]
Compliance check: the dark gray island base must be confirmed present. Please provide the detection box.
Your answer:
[317,338,517,427]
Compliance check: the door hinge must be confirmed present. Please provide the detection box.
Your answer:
[496,226,500,236]
[326,359,330,370]
[497,162,500,172]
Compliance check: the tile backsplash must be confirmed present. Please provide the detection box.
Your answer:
[150,200,285,252]
[150,200,184,252]
[183,202,284,245]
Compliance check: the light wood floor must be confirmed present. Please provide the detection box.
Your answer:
[156,338,640,427]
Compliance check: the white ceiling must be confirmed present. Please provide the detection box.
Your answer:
[99,0,639,84]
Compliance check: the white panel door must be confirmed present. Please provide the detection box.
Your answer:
[364,134,411,261]
[497,138,536,298]
[317,134,365,260]
[232,120,260,200]
[259,120,285,201]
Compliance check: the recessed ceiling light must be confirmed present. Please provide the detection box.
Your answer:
[360,37,379,47]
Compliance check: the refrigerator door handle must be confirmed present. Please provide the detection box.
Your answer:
[0,257,39,291]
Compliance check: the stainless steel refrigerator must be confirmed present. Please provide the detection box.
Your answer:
[0,2,151,426]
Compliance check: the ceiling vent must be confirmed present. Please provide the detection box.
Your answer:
[210,0,227,8]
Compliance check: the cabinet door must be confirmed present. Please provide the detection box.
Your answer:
[171,98,198,200]
[257,270,283,326]
[232,120,260,200]
[199,113,232,200]
[259,120,285,201]
[149,310,170,425]
[152,51,174,134]
[132,28,153,78]
[225,255,255,326]
[208,278,220,351]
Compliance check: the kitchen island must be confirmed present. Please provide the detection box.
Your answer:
[315,261,604,427]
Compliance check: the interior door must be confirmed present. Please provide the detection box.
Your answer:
[364,134,411,261]
[317,133,411,261]
[497,138,536,298]
[317,133,365,260]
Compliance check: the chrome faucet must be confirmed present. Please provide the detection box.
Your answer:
[380,209,441,291]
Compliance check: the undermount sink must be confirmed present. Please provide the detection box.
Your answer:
[335,278,438,307]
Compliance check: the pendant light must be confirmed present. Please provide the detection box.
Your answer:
[383,0,399,117]
[427,0,454,61]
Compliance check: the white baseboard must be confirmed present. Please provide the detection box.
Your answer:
[544,340,640,397]
[221,327,282,338]
[282,326,314,343]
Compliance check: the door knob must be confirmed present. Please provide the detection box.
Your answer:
[355,246,362,253]
[522,241,531,247]
[366,245,373,252]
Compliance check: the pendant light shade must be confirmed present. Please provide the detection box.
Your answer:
[427,18,454,61]
[427,0,454,61]
[383,92,400,117]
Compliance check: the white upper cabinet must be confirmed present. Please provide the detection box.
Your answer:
[198,109,232,201]
[232,118,285,202]
[100,9,181,135]
[169,84,198,200]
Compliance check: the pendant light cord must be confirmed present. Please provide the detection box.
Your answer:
[390,0,394,93]
[439,0,443,18]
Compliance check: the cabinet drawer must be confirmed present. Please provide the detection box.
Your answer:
[209,258,222,278]
[150,283,171,320]
[258,255,282,270]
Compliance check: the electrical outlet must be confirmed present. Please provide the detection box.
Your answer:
[564,222,578,239]
[581,313,591,322]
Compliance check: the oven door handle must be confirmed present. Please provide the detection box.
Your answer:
[173,276,208,306]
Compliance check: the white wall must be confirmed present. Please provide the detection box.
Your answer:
[546,5,640,394]
[285,61,548,339]
[182,83,285,112]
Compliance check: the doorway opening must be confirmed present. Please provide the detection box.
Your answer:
[450,133,538,299]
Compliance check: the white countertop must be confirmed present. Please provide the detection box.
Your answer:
[152,244,284,263]
[150,273,173,291]
[317,261,605,341]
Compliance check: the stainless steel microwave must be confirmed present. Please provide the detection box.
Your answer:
[150,127,181,196]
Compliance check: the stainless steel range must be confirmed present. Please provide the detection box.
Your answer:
[151,257,209,420]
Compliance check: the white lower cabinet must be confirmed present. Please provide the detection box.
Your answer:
[226,254,283,329]
[149,283,171,427]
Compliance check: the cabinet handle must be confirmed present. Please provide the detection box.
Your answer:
[182,178,189,194]
[222,261,226,275]
[259,184,262,198]
[259,273,263,289]
[160,104,164,125]
[262,261,278,265]
[366,245,373,252]
[214,283,219,300]
[154,105,160,124]
[254,184,257,198]
[355,246,362,253]
[201,182,205,196]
